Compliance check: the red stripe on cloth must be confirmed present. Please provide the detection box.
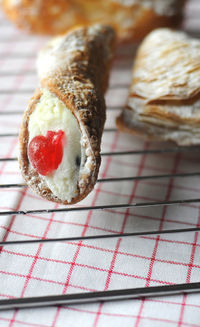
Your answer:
[135,153,181,327]
[5,242,200,275]
[93,142,149,327]
[148,297,200,310]
[0,268,97,293]
[0,137,26,325]
[143,180,200,196]
[0,41,39,113]
[8,205,58,327]
[106,208,200,228]
[177,210,200,327]
[0,316,50,327]
[178,296,187,327]
[93,303,104,327]
[0,188,27,249]
[51,132,120,327]
[1,199,199,248]
[0,217,121,237]
[104,238,121,290]
[0,268,174,287]
[141,236,200,247]
[21,208,59,296]
[62,305,200,327]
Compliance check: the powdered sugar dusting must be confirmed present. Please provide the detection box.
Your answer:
[37,24,112,80]
[131,29,200,101]
[112,0,182,15]
[120,28,200,145]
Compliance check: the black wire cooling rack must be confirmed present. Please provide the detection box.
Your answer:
[1,2,200,311]
[1,139,200,309]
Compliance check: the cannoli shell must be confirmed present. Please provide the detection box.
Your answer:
[19,25,116,204]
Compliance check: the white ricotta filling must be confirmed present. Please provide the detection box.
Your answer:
[28,89,83,202]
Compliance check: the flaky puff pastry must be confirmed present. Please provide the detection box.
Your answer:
[19,25,116,204]
[116,28,200,146]
[2,0,185,42]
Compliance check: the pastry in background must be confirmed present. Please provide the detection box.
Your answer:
[19,25,116,204]
[2,0,186,42]
[116,29,200,146]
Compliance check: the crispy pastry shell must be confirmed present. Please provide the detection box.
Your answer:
[116,28,200,145]
[2,0,185,42]
[19,25,116,204]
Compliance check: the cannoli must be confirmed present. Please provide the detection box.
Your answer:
[2,0,185,42]
[19,25,116,204]
[116,28,200,146]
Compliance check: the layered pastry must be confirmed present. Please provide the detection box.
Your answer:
[19,25,116,204]
[2,0,185,42]
[116,28,200,146]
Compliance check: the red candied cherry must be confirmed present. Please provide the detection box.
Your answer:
[28,130,65,176]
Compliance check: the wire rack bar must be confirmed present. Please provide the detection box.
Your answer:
[0,198,200,217]
[0,54,36,59]
[0,106,122,115]
[0,71,36,76]
[0,89,35,94]
[0,111,24,115]
[0,128,116,138]
[0,282,200,311]
[1,172,200,189]
[0,184,26,188]
[0,133,18,137]
[1,226,200,247]
[0,37,37,42]
[0,158,17,162]
[98,172,200,182]
[0,84,128,94]
[1,145,200,162]
[86,146,200,156]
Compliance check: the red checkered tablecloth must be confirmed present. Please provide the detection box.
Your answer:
[0,1,200,326]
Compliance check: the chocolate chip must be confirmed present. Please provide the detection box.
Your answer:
[76,156,81,167]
